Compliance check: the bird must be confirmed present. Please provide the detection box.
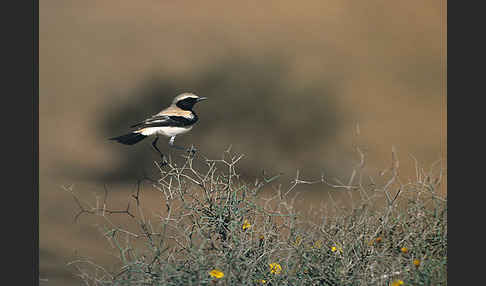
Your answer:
[109,93,207,162]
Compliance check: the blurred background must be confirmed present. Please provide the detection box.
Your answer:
[40,0,446,284]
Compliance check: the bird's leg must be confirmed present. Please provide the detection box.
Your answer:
[152,136,167,165]
[151,136,162,156]
[168,136,197,154]
[168,136,185,150]
[169,136,176,147]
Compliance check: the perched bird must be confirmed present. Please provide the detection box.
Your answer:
[109,93,207,161]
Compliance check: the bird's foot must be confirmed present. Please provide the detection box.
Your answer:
[186,145,198,155]
[158,154,168,166]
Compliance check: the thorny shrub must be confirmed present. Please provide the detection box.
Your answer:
[65,145,446,285]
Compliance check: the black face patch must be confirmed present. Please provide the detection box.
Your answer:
[176,97,198,110]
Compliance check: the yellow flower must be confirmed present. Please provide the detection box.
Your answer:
[294,235,302,246]
[369,237,382,246]
[413,259,420,267]
[209,269,224,279]
[260,279,267,284]
[313,240,322,249]
[390,279,404,286]
[242,220,251,231]
[331,245,342,253]
[269,263,282,275]
[400,247,409,254]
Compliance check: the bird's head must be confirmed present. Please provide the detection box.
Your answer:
[172,93,207,110]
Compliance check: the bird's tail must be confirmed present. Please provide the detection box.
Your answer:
[109,132,148,145]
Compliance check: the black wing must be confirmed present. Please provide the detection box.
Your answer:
[130,114,197,129]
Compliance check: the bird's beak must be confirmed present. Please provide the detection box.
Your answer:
[197,97,208,102]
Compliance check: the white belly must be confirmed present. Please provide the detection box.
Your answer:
[136,126,193,137]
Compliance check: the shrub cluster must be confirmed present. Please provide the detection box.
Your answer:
[66,146,446,285]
